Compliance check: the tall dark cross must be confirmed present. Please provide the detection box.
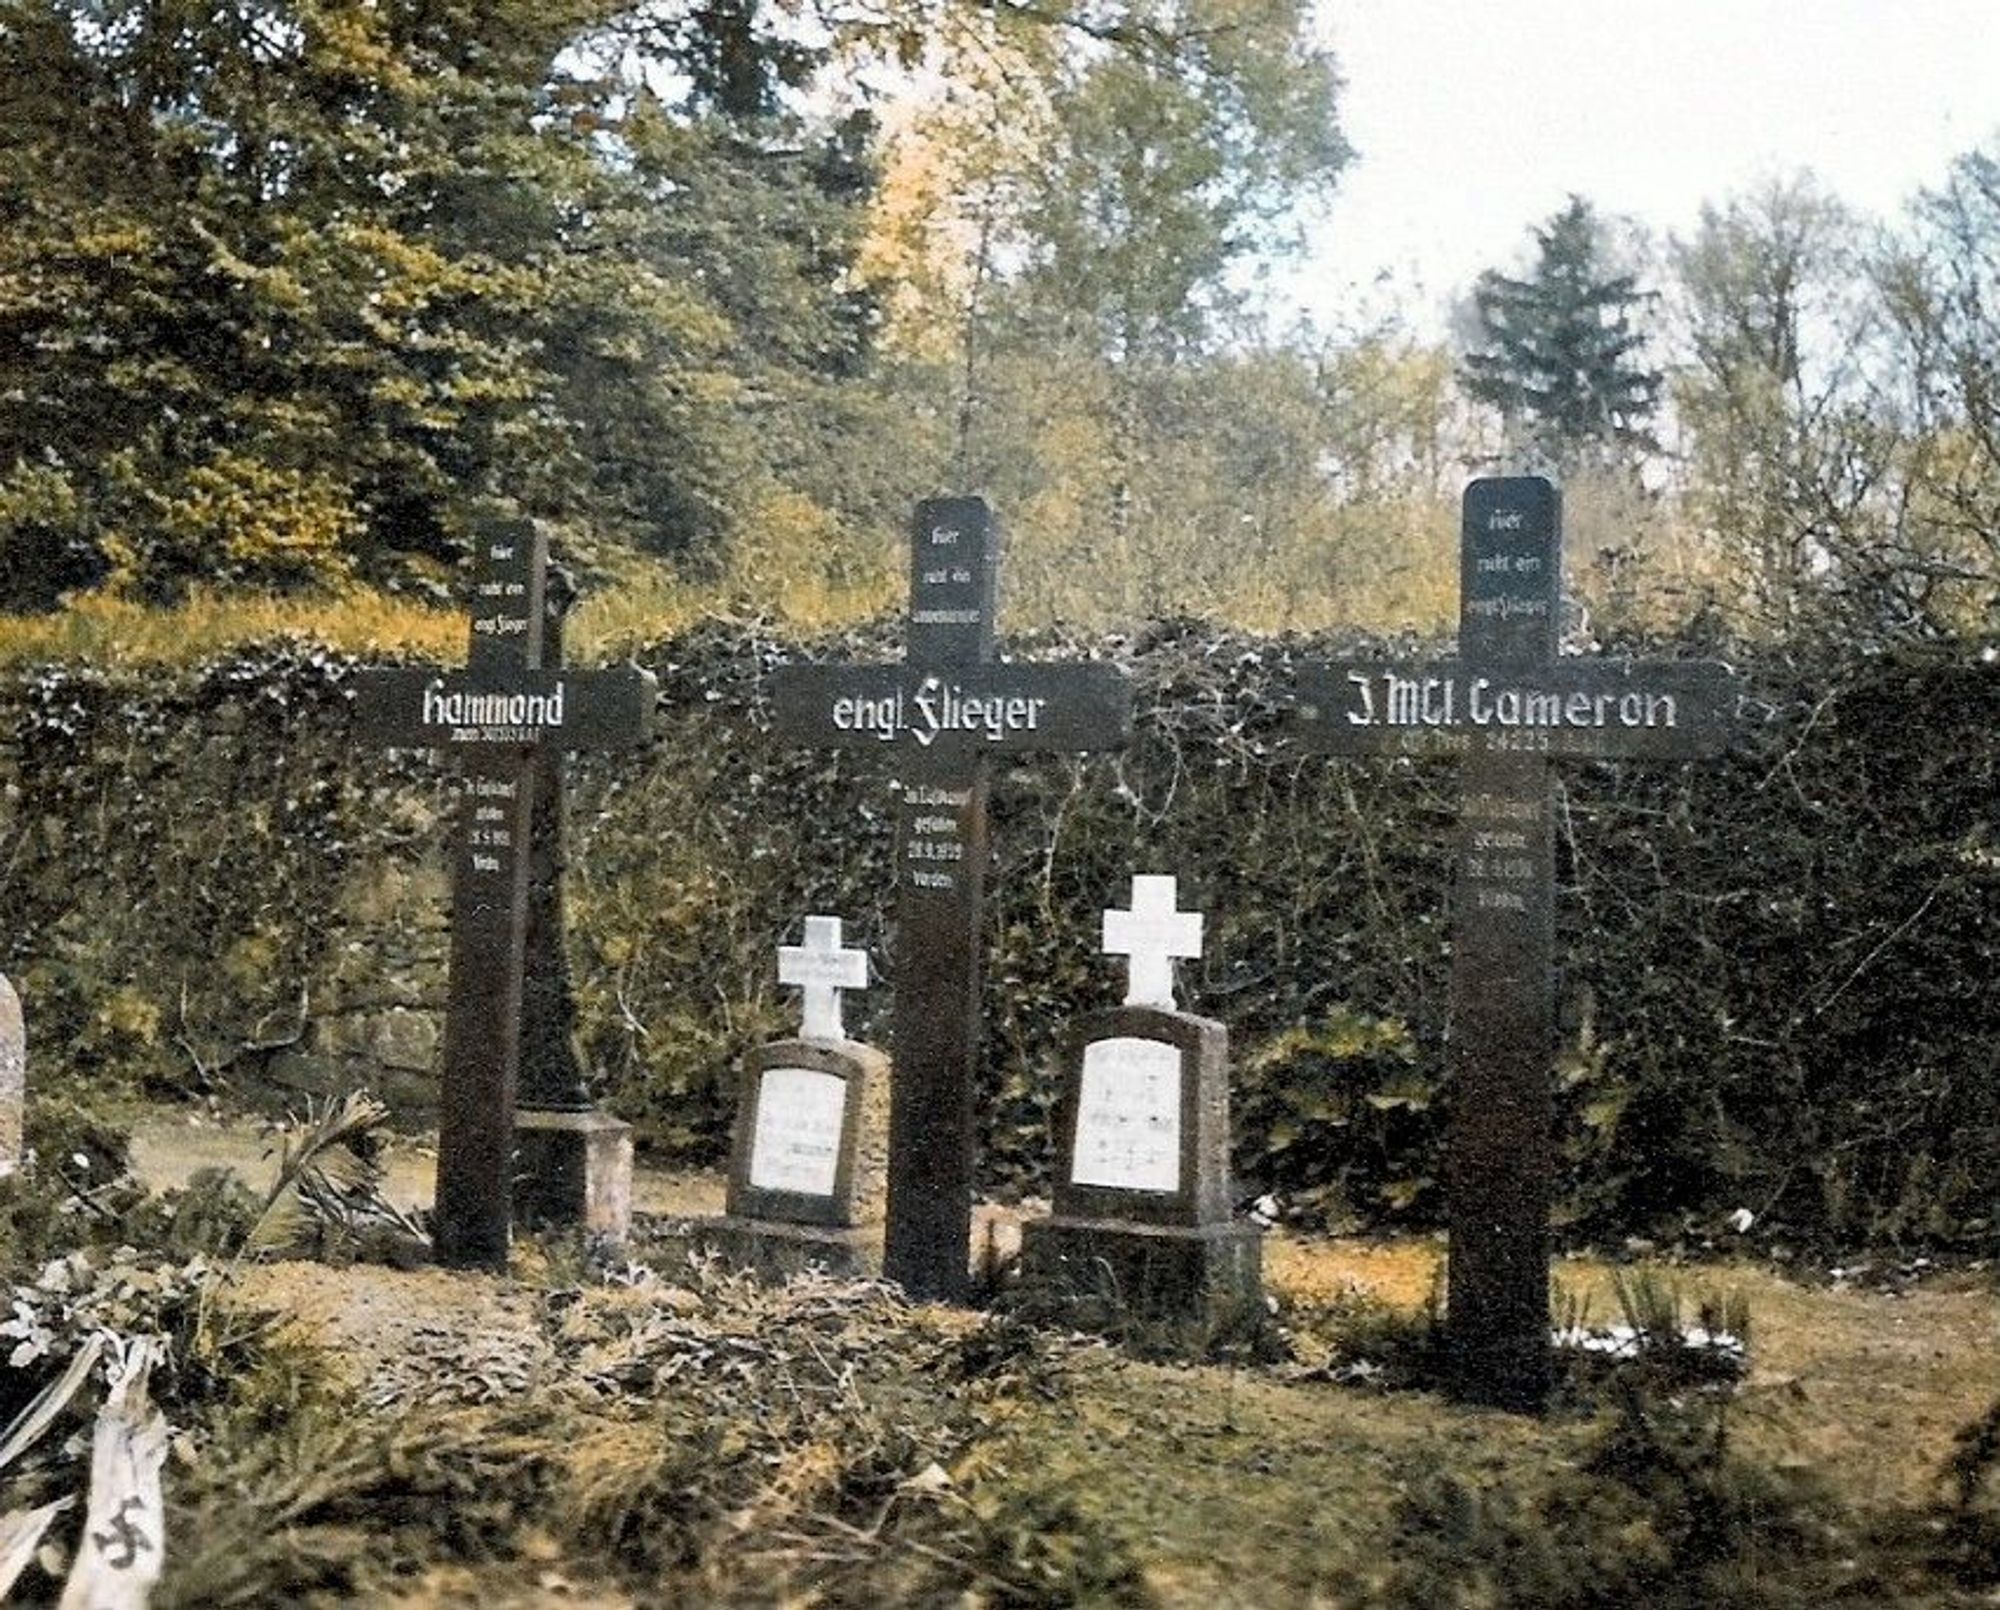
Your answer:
[771,497,1132,1302]
[354,520,655,1269]
[1294,477,1735,1411]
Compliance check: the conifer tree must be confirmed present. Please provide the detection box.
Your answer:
[1460,196,1663,469]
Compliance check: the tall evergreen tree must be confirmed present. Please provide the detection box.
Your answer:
[1459,196,1663,469]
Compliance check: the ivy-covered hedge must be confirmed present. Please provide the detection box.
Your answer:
[0,625,1993,1252]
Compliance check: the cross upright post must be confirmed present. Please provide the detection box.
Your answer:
[1102,875,1204,1011]
[1294,477,1736,1410]
[354,518,655,1269]
[771,497,1132,1302]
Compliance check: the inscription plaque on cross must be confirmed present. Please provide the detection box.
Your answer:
[353,519,655,1269]
[771,497,1133,1302]
[1294,477,1736,1411]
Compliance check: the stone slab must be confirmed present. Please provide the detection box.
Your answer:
[1018,1216,1264,1337]
[694,1216,880,1281]
[726,1038,890,1231]
[1049,1005,1232,1228]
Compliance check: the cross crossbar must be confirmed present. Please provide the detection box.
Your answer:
[1289,477,1739,1412]
[349,519,654,1269]
[779,915,870,1041]
[1102,875,1204,1011]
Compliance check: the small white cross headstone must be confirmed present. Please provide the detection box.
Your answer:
[1102,875,1203,1011]
[778,916,869,1041]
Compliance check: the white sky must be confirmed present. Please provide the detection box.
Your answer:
[1291,0,2000,332]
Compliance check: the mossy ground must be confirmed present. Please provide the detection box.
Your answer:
[89,1109,1998,1609]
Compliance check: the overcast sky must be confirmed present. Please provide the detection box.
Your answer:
[1289,0,2000,331]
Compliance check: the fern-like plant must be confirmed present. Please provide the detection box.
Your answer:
[246,1091,426,1258]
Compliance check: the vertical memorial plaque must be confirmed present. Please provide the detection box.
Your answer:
[1449,478,1560,1408]
[771,498,1132,1302]
[1293,477,1738,1410]
[0,972,24,1177]
[892,497,994,1301]
[436,527,544,1269]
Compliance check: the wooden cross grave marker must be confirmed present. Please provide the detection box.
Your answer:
[353,519,655,1269]
[1293,476,1737,1411]
[771,497,1133,1302]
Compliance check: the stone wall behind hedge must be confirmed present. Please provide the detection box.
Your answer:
[0,625,1993,1249]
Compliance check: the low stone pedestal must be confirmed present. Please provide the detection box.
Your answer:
[513,1109,633,1241]
[1019,1217,1263,1333]
[695,1216,881,1281]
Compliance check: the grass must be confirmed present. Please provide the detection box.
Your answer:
[12,1104,2000,1608]
[0,585,465,670]
[0,554,901,672]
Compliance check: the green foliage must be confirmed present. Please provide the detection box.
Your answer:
[1670,156,2000,641]
[1362,1384,1851,1609]
[2,628,1996,1251]
[0,0,890,608]
[1947,1399,2000,1512]
[994,0,1349,363]
[1929,1400,2000,1593]
[954,1482,1156,1608]
[1280,1281,1446,1391]
[245,1090,426,1260]
[1670,178,1886,637]
[1237,1008,1435,1227]
[1461,196,1664,470]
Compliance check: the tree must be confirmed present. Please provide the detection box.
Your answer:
[859,0,1350,614]
[0,0,889,607]
[1877,143,2000,633]
[1459,196,1663,471]
[1666,175,1939,637]
[995,0,1349,365]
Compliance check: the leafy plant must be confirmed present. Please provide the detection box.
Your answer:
[244,1091,427,1260]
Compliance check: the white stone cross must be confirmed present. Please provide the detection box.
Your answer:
[778,915,869,1041]
[1101,875,1203,1011]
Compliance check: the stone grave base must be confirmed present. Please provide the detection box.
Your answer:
[1018,1217,1264,1340]
[513,1110,633,1242]
[693,1216,881,1282]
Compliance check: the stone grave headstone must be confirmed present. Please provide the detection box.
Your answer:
[1020,875,1262,1336]
[706,915,890,1277]
[771,497,1132,1302]
[1292,476,1737,1410]
[0,973,22,1177]
[354,518,655,1267]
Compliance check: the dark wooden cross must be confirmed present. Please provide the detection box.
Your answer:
[771,496,1132,1302]
[1294,477,1735,1411]
[353,519,655,1269]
